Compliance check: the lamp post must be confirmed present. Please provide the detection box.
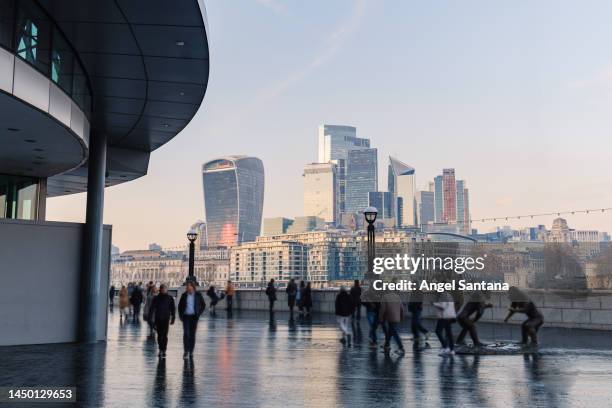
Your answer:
[185,228,198,286]
[364,206,378,275]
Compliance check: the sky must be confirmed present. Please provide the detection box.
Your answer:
[47,0,612,251]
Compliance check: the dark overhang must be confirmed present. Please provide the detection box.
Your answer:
[43,0,210,196]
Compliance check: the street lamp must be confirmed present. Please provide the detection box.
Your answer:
[364,206,378,275]
[185,228,198,286]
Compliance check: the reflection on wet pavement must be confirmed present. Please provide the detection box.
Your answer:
[1,307,612,407]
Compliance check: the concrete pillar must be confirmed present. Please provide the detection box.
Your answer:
[79,132,107,342]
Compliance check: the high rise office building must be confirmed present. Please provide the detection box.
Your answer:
[368,191,394,220]
[317,124,370,215]
[434,175,444,222]
[442,168,457,223]
[388,156,416,227]
[202,156,265,247]
[345,148,378,214]
[456,180,472,234]
[416,191,435,226]
[303,162,338,223]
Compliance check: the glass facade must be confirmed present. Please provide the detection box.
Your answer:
[388,157,416,227]
[0,0,91,114]
[203,157,264,247]
[368,191,393,219]
[345,148,377,214]
[434,175,444,222]
[0,174,41,220]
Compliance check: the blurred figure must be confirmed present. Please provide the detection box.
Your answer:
[130,284,144,323]
[119,285,129,321]
[456,292,492,348]
[363,300,381,348]
[109,285,116,307]
[206,285,224,315]
[434,292,457,356]
[148,284,175,358]
[178,282,206,359]
[266,279,277,313]
[335,285,354,345]
[286,279,298,316]
[380,295,405,355]
[350,280,362,320]
[504,287,544,347]
[225,280,235,311]
[297,281,305,315]
[144,282,158,336]
[408,298,430,348]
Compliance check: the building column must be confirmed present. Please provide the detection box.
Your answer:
[79,132,107,342]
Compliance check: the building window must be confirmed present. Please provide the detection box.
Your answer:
[0,174,41,220]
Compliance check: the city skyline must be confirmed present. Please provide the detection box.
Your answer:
[46,0,612,249]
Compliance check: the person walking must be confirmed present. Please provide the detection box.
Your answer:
[130,284,144,323]
[144,283,157,336]
[363,300,381,348]
[178,282,206,359]
[206,285,224,315]
[266,279,277,313]
[109,285,116,306]
[297,281,305,315]
[119,285,129,321]
[302,282,313,317]
[148,284,175,358]
[225,280,235,311]
[434,292,457,356]
[286,279,298,316]
[379,295,405,355]
[335,285,354,345]
[350,280,362,320]
[408,300,430,347]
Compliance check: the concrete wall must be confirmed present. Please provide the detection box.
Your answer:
[0,219,111,346]
[230,289,612,331]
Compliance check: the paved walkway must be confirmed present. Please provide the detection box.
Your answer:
[2,307,612,407]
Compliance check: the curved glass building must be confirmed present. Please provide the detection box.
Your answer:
[202,156,264,247]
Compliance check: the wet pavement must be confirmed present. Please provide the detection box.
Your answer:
[1,306,612,407]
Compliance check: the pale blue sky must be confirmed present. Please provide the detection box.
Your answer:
[47,0,612,249]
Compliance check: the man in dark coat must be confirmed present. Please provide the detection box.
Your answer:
[266,279,277,313]
[335,286,355,345]
[286,279,298,315]
[148,284,176,358]
[130,285,144,323]
[178,282,206,359]
[350,280,362,319]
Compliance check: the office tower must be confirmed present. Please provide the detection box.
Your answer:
[456,180,466,232]
[345,148,378,214]
[428,181,435,192]
[434,175,444,222]
[303,163,338,223]
[202,156,265,247]
[368,191,394,220]
[317,124,370,215]
[416,191,435,226]
[263,217,294,236]
[388,156,416,227]
[442,168,457,223]
[455,180,471,234]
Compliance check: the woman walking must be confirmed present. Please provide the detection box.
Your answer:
[119,285,129,321]
[434,292,457,356]
[144,282,157,336]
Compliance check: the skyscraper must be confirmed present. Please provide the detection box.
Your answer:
[368,191,394,220]
[456,180,471,234]
[388,156,416,227]
[434,175,444,223]
[345,148,378,213]
[416,190,435,226]
[303,162,338,223]
[202,156,265,247]
[442,168,457,223]
[317,124,370,215]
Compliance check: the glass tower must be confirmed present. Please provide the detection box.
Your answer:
[345,148,377,214]
[442,168,457,223]
[368,191,393,219]
[317,124,370,215]
[202,156,265,247]
[388,156,416,227]
[434,175,444,222]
